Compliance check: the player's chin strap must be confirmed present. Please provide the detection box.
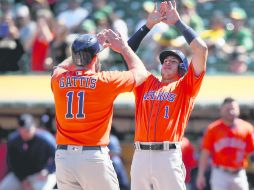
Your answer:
[174,19,198,45]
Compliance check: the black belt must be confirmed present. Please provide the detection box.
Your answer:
[138,143,176,150]
[57,145,101,151]
[215,166,241,174]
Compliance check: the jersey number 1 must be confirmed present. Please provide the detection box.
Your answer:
[65,91,85,119]
[164,106,169,119]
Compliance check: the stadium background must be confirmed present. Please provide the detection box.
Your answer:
[1,0,254,188]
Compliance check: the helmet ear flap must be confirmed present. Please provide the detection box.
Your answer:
[178,63,187,77]
[178,62,188,77]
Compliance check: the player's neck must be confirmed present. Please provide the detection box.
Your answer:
[223,118,237,127]
[74,62,96,72]
[161,79,176,83]
[161,76,179,83]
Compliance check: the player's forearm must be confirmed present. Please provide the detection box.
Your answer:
[128,25,150,53]
[197,150,210,177]
[120,45,148,86]
[175,19,208,74]
[190,37,208,72]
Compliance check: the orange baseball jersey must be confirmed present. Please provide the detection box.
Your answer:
[202,118,254,169]
[51,68,135,146]
[134,62,205,142]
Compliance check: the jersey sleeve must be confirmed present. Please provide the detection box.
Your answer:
[101,70,136,95]
[51,67,67,92]
[181,62,205,98]
[245,124,254,153]
[201,126,214,153]
[133,73,153,100]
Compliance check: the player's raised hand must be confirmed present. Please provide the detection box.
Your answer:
[161,0,181,25]
[104,29,128,54]
[146,1,163,29]
[96,30,108,48]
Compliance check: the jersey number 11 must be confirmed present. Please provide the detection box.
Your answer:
[65,91,85,119]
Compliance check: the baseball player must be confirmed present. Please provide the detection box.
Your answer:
[126,1,208,190]
[196,97,254,190]
[51,30,148,190]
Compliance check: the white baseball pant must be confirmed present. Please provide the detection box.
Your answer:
[131,145,186,190]
[55,145,120,190]
[210,167,249,190]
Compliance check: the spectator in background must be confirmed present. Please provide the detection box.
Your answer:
[0,0,14,15]
[228,52,249,74]
[200,11,226,73]
[92,5,128,40]
[30,8,54,71]
[15,4,37,72]
[0,114,56,190]
[92,7,129,70]
[46,20,69,69]
[109,127,130,190]
[15,4,37,52]
[88,0,125,37]
[57,0,88,33]
[25,0,51,20]
[0,11,24,72]
[180,0,205,34]
[79,19,97,34]
[223,7,253,54]
[200,12,226,51]
[90,0,109,13]
[196,97,254,190]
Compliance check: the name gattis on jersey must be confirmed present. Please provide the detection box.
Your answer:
[59,76,97,89]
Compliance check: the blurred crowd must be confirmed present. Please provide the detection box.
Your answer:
[0,0,254,74]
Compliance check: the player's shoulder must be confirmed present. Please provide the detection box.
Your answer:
[144,72,158,83]
[237,118,254,130]
[207,119,223,130]
[52,57,74,77]
[98,70,132,81]
[51,66,68,78]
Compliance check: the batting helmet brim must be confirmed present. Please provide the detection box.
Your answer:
[159,50,183,64]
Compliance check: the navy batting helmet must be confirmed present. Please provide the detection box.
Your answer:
[159,49,189,77]
[71,34,103,66]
